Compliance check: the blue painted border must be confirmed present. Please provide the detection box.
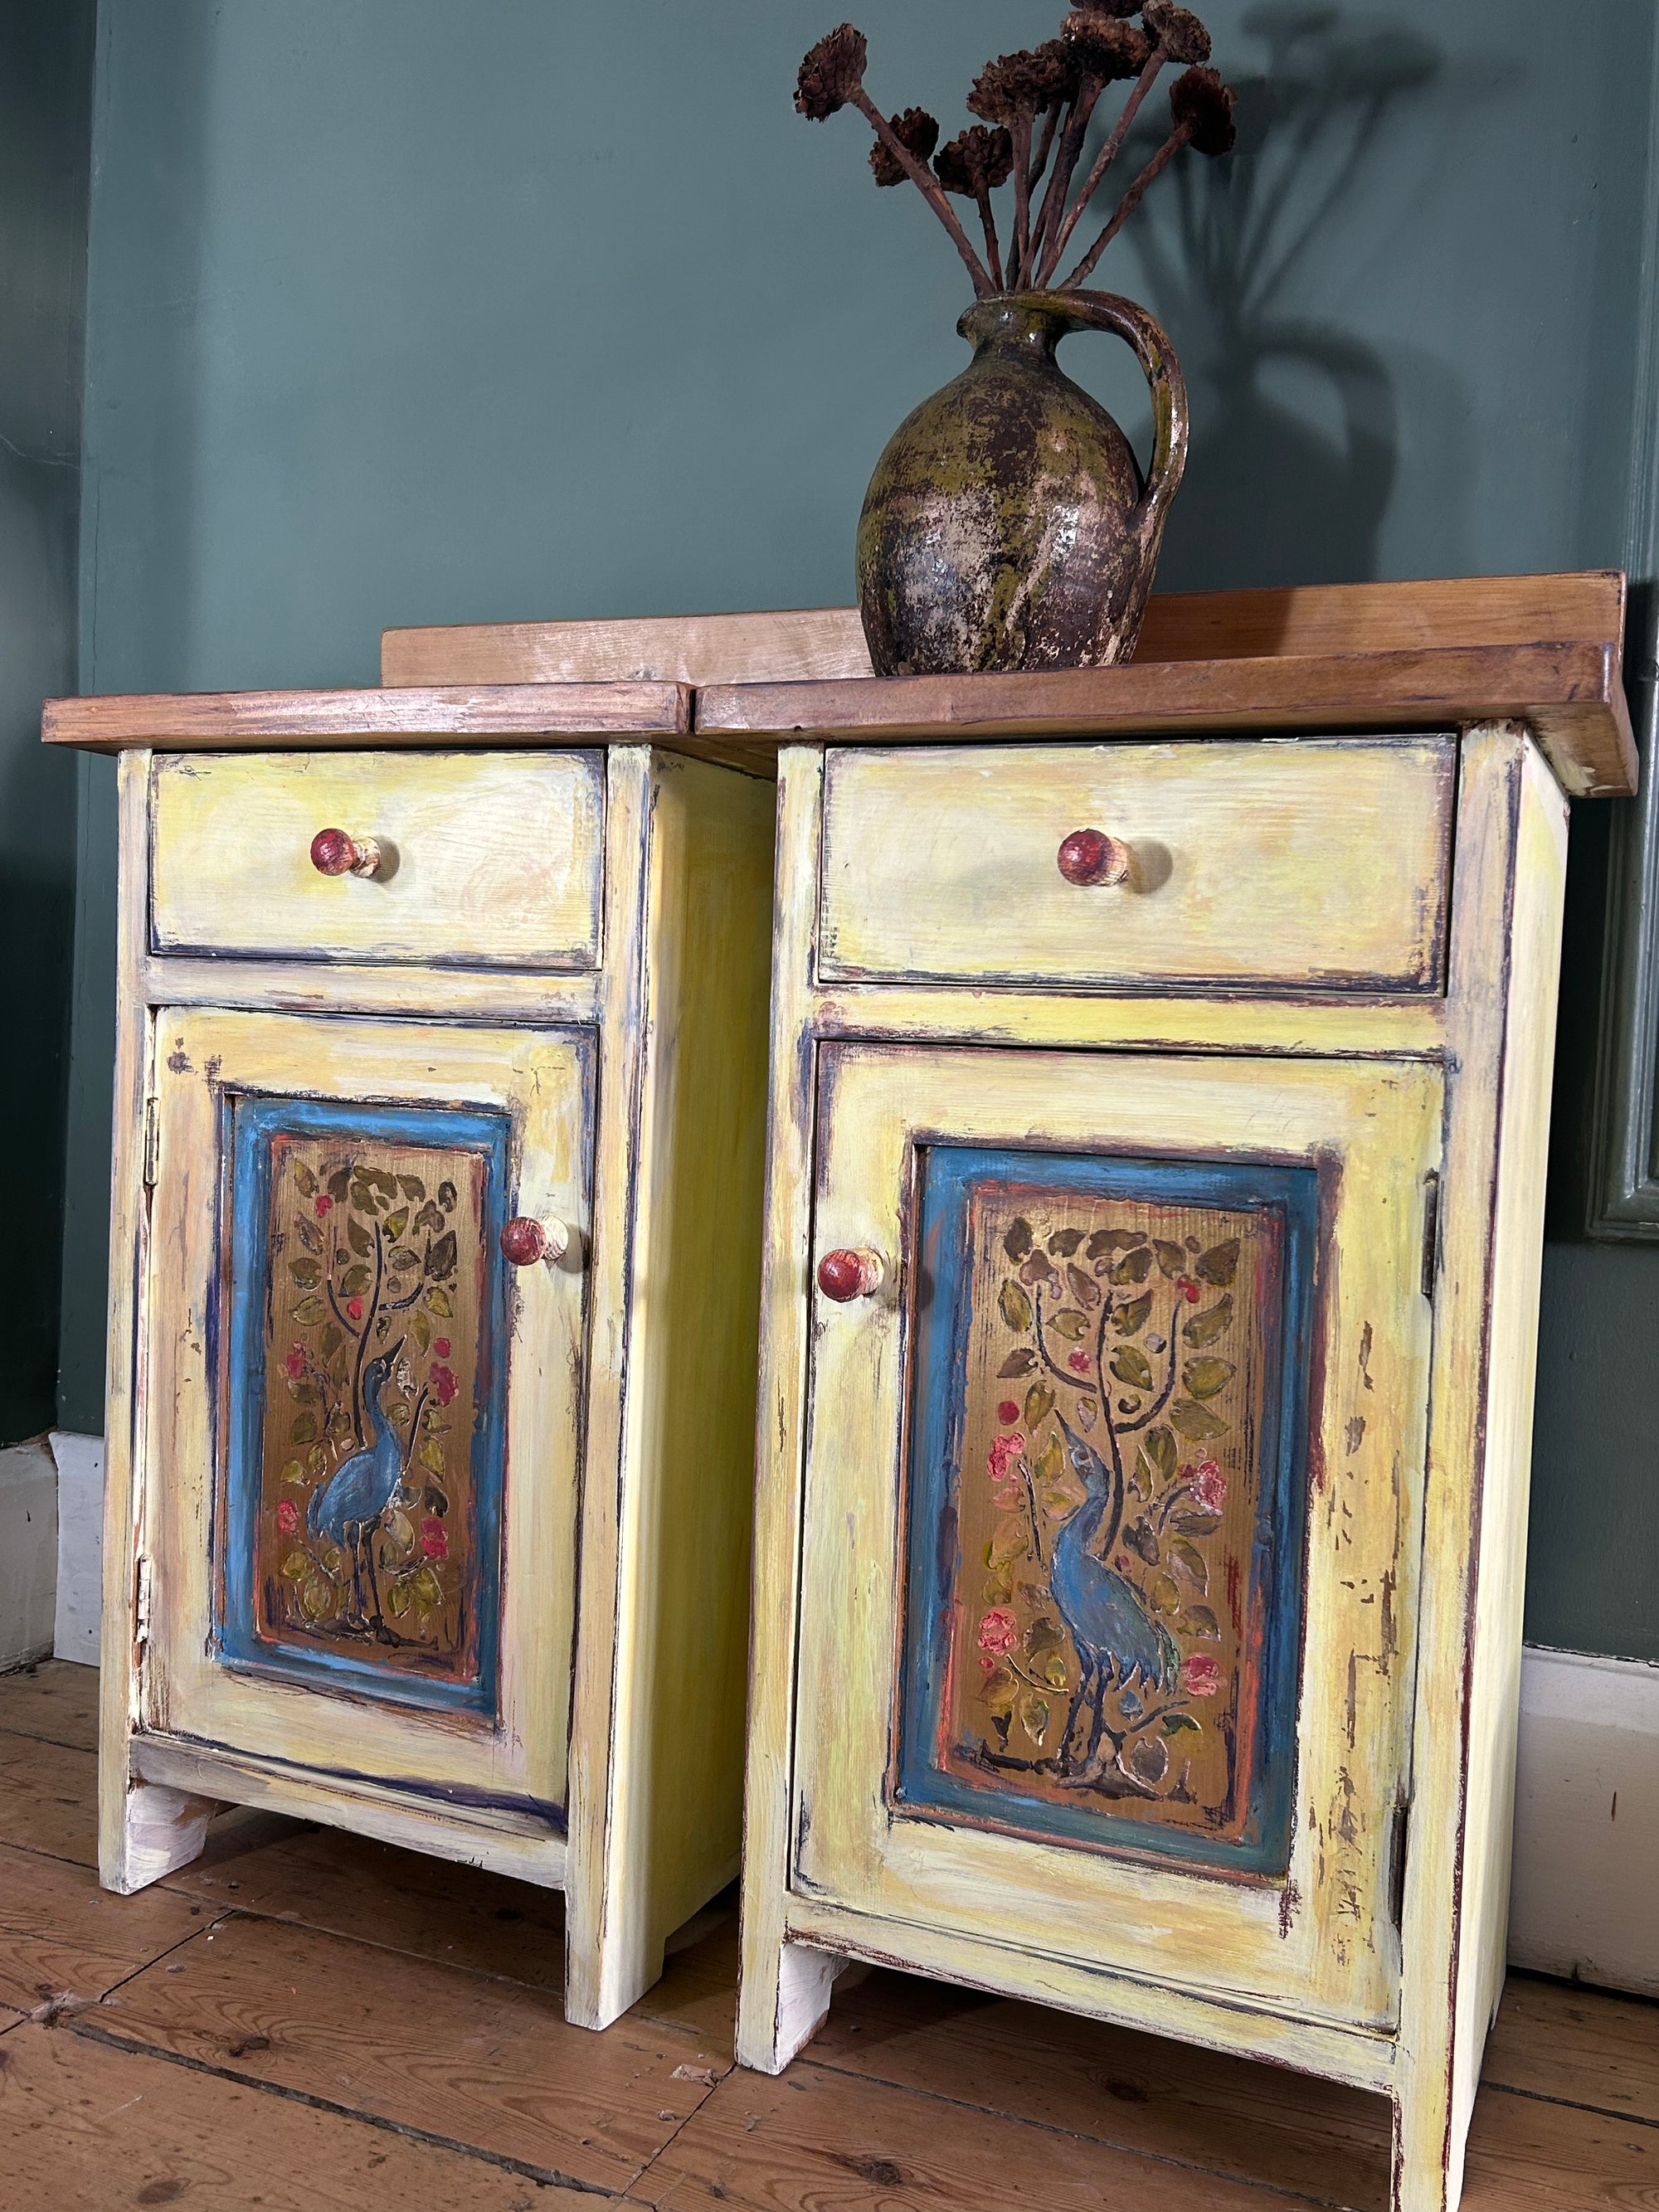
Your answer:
[221,1094,510,1717]
[896,1145,1316,1878]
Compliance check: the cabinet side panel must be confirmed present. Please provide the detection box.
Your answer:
[100,751,155,1889]
[630,755,776,1944]
[1448,744,1569,2151]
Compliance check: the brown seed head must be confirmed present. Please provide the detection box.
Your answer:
[1169,65,1236,154]
[933,124,1015,197]
[795,23,868,120]
[869,107,941,186]
[1062,12,1153,80]
[1071,1,1141,13]
[1143,1,1213,64]
[968,41,1078,123]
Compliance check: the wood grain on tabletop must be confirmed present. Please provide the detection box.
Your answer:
[0,2021,594,2212]
[91,1908,728,2195]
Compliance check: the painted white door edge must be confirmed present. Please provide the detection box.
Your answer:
[49,1430,105,1667]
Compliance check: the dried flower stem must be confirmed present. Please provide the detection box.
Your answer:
[1010,109,1034,286]
[1039,48,1165,284]
[973,179,1006,291]
[852,85,994,294]
[1030,82,1100,279]
[1061,121,1193,288]
[1029,101,1062,194]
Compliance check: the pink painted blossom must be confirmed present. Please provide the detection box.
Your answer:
[996,1398,1019,1425]
[420,1516,449,1560]
[1175,1275,1200,1303]
[277,1498,299,1536]
[314,1194,333,1218]
[435,1338,451,1359]
[285,1342,305,1379]
[431,1363,459,1407]
[1186,1458,1228,1515]
[347,1296,363,1322]
[986,1432,1024,1485]
[1180,1654,1223,1699]
[976,1607,1019,1657]
[1068,1351,1091,1374]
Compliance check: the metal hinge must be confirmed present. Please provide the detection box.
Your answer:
[1420,1172,1441,1300]
[142,1097,160,1189]
[133,1553,152,1660]
[1390,1797,1411,1932]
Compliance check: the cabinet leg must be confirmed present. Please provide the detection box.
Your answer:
[737,1937,844,2074]
[1392,2093,1469,2212]
[564,1927,667,2034]
[103,1777,216,1895]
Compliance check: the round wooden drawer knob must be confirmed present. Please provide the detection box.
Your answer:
[1056,829,1131,887]
[817,1247,886,1302]
[309,827,382,878]
[500,1215,571,1266]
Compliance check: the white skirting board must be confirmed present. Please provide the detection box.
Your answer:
[0,1437,58,1670]
[49,1431,105,1665]
[25,1438,1659,1996]
[1507,1644,1659,1997]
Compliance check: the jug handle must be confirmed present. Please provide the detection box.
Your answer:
[1054,289,1190,553]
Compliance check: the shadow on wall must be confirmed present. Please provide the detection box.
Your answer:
[1132,5,1442,590]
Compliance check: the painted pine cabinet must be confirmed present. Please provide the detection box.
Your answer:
[727,632,1632,2212]
[61,707,773,2032]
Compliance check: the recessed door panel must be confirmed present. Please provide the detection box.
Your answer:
[146,1009,591,1828]
[792,1044,1439,2032]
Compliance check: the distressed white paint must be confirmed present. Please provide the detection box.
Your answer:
[50,1431,105,1666]
[1508,1645,1659,1998]
[0,1437,57,1670]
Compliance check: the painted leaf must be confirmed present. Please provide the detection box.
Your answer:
[415,1199,445,1232]
[280,1548,310,1581]
[1019,1690,1051,1742]
[418,1436,447,1476]
[389,1247,418,1271]
[426,1229,458,1281]
[1162,1711,1201,1736]
[982,1570,1013,1604]
[1169,1537,1209,1592]
[1110,1344,1154,1392]
[339,1264,372,1296]
[411,1564,445,1610]
[1024,1381,1054,1427]
[438,1181,457,1209]
[326,1164,351,1202]
[1041,1475,1087,1519]
[1122,1519,1160,1566]
[1113,1292,1153,1335]
[1195,1237,1241,1286]
[299,1573,333,1621]
[1067,1264,1102,1309]
[1145,1426,1178,1483]
[294,1214,322,1255]
[1184,1357,1235,1401]
[1149,1571,1183,1615]
[280,1457,304,1485]
[1047,1228,1084,1257]
[382,1507,414,1552]
[1076,1396,1097,1431]
[1000,1280,1033,1333]
[289,1412,318,1446]
[1025,1614,1064,1657]
[293,1162,317,1198]
[291,1295,325,1325]
[387,1576,413,1619]
[1183,1295,1234,1348]
[1170,1398,1228,1441]
[1172,1510,1223,1536]
[289,1258,321,1289]
[1033,1432,1063,1485]
[1044,1652,1070,1689]
[1018,1251,1054,1286]
[1153,1239,1186,1280]
[1087,1228,1141,1259]
[1003,1218,1033,1262]
[988,1513,1028,1566]
[308,1445,328,1476]
[397,1175,426,1200]
[426,1286,453,1318]
[1130,1733,1169,1784]
[383,1208,408,1240]
[982,1665,1018,1717]
[1048,1309,1087,1341]
[319,1324,343,1357]
[348,1218,372,1258]
[998,1346,1037,1378]
[1186,1603,1221,1639]
[411,1310,432,1353]
[1110,1246,1153,1285]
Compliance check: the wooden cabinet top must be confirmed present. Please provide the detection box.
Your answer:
[43,570,1637,799]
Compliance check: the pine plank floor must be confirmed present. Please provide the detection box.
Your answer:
[0,1661,1653,2211]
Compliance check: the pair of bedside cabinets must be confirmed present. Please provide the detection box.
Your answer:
[46,573,1637,2212]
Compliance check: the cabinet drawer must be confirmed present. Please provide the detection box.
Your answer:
[819,737,1455,994]
[150,750,605,970]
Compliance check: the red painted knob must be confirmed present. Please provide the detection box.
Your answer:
[501,1215,570,1266]
[817,1247,885,1302]
[310,827,382,878]
[1056,829,1131,888]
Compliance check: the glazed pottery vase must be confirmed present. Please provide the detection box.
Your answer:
[856,289,1190,676]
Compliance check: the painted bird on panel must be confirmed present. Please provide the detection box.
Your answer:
[307,1340,406,1633]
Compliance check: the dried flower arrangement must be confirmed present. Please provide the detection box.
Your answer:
[796,6,1236,297]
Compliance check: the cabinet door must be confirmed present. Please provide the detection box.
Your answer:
[794,1044,1439,2033]
[144,1009,591,1828]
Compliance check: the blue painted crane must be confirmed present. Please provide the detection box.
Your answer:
[1050,1412,1177,1766]
[307,1339,406,1632]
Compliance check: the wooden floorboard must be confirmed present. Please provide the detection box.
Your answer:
[2,1665,1652,2210]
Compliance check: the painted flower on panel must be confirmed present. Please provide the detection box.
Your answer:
[977,1607,1021,1656]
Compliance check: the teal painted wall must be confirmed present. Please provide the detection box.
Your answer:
[61,1,1659,1655]
[0,2,93,1445]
